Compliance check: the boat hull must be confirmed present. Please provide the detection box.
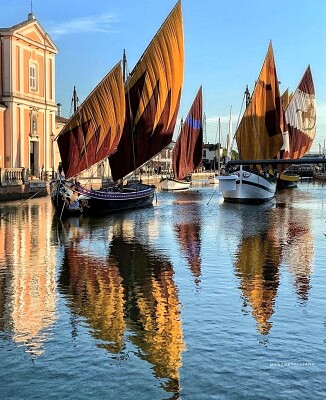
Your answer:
[208,174,219,185]
[51,180,155,216]
[160,178,191,191]
[218,167,277,203]
[277,171,300,189]
[313,172,326,181]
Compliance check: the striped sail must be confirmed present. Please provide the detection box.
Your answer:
[57,63,125,179]
[236,42,284,160]
[109,1,184,181]
[172,86,203,180]
[282,66,316,159]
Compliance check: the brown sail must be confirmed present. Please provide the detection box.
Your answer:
[236,42,283,160]
[57,62,125,179]
[172,85,203,180]
[108,1,184,181]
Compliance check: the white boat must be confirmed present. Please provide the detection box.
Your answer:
[161,177,191,191]
[218,166,277,203]
[218,42,284,204]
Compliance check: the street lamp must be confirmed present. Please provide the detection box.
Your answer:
[50,132,55,179]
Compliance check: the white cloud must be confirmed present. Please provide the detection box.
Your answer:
[48,13,118,37]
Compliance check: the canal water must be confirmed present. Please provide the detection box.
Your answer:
[0,181,325,399]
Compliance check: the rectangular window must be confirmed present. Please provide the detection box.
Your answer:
[29,64,37,91]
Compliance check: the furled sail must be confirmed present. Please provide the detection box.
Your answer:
[108,0,184,181]
[57,62,125,179]
[236,42,284,160]
[172,85,203,180]
[282,65,316,159]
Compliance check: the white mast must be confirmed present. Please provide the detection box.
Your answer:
[225,106,233,163]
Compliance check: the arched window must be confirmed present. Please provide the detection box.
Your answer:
[29,62,38,91]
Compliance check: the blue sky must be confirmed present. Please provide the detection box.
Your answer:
[2,0,326,152]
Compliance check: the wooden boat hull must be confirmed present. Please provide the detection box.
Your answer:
[218,167,277,203]
[160,178,191,191]
[51,179,155,216]
[313,172,326,181]
[277,171,300,189]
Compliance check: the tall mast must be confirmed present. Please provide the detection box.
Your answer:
[72,86,79,113]
[203,112,207,143]
[245,85,251,108]
[122,49,127,83]
[217,117,221,170]
[225,105,233,163]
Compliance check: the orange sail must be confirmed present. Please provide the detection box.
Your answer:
[109,1,184,181]
[172,86,203,180]
[236,42,283,160]
[57,62,125,179]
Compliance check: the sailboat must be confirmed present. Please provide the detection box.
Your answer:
[161,86,203,191]
[277,66,316,188]
[218,42,284,203]
[51,1,184,216]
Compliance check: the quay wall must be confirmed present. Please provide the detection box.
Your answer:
[0,172,213,201]
[0,180,49,202]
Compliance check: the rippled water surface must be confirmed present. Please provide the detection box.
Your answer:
[0,181,325,399]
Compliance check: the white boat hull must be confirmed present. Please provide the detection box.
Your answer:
[160,178,191,191]
[218,167,277,203]
[208,174,219,185]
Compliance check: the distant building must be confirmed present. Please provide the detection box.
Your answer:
[202,143,223,170]
[0,11,61,179]
[150,142,173,173]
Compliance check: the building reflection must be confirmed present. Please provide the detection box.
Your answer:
[57,216,185,396]
[0,200,57,357]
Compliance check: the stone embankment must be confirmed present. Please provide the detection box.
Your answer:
[0,179,49,202]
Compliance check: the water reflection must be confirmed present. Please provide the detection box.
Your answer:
[222,192,314,336]
[0,200,57,357]
[56,216,185,396]
[223,201,281,335]
[275,190,314,303]
[173,200,202,285]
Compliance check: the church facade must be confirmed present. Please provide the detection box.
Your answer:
[0,12,59,180]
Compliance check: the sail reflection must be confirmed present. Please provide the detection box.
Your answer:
[173,201,202,285]
[0,200,57,357]
[58,218,125,353]
[223,192,314,336]
[57,216,185,395]
[274,190,314,303]
[221,201,281,335]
